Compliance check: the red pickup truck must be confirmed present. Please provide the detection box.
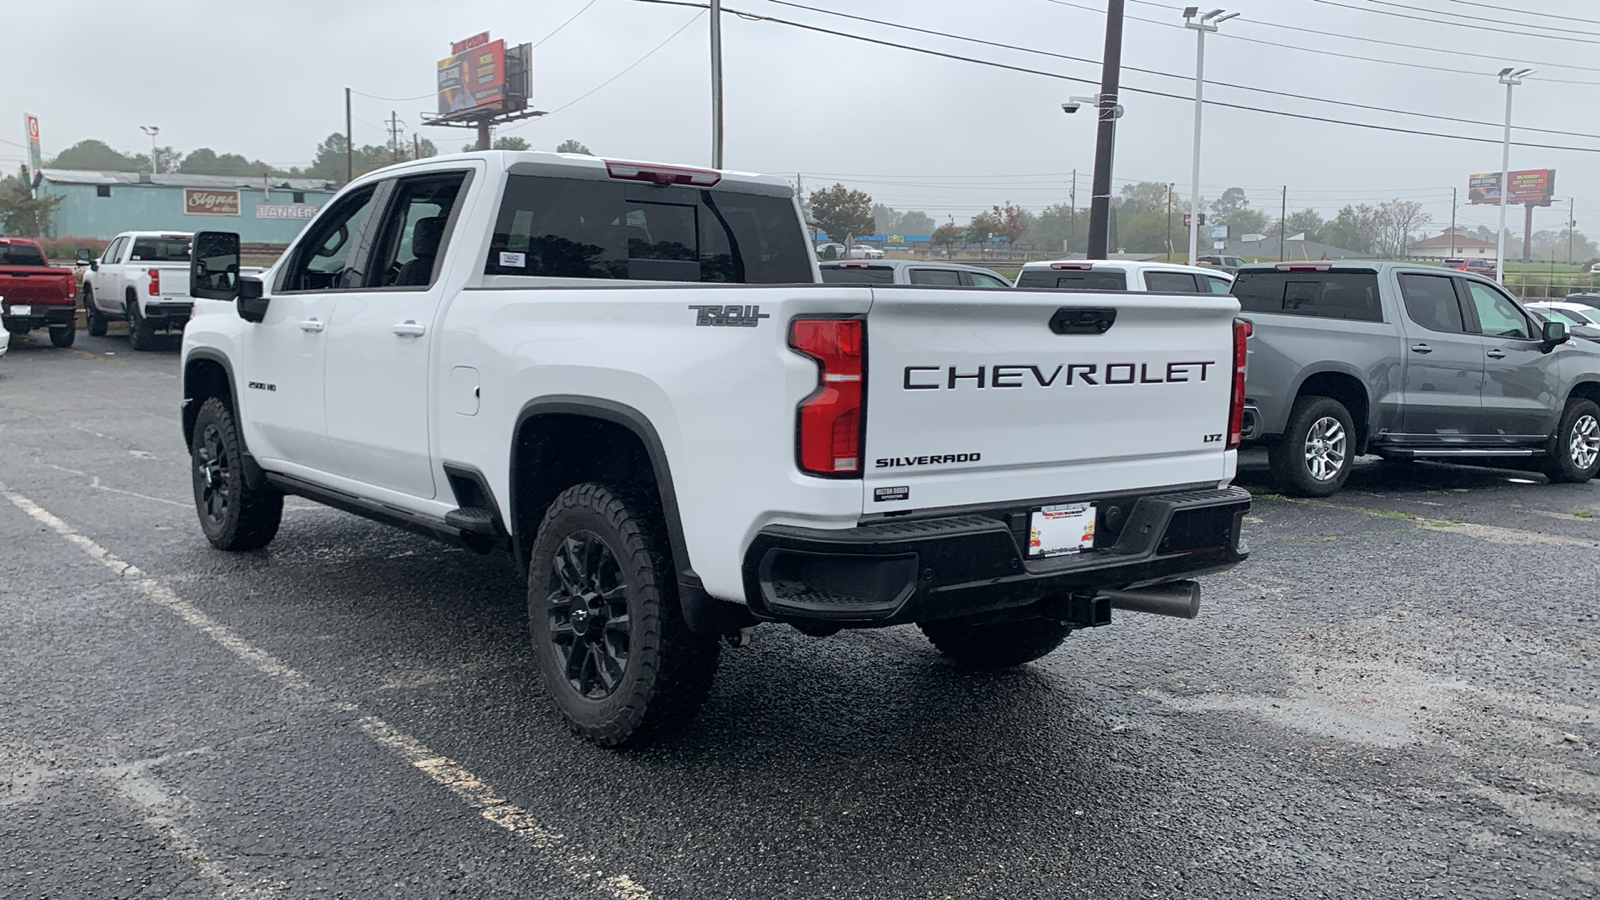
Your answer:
[0,238,76,348]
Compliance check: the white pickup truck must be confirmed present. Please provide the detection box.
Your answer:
[180,151,1252,746]
[78,231,198,350]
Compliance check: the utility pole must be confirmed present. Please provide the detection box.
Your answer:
[387,110,402,161]
[1069,168,1077,255]
[1450,187,1457,257]
[344,87,353,183]
[1184,8,1238,266]
[1167,183,1174,258]
[1570,197,1576,264]
[710,0,725,169]
[414,133,422,161]
[1086,0,1125,260]
[1496,67,1532,283]
[1279,185,1287,261]
[140,125,160,174]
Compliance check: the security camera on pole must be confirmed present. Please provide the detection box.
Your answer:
[1183,8,1238,267]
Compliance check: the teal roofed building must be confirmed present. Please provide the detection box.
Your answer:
[37,169,339,244]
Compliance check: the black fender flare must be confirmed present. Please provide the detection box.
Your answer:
[183,349,268,490]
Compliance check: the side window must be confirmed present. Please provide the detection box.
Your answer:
[1398,274,1467,334]
[1464,281,1532,339]
[909,268,962,286]
[281,186,378,292]
[101,237,124,264]
[1205,276,1233,294]
[367,172,468,288]
[968,272,1009,288]
[1144,271,1201,293]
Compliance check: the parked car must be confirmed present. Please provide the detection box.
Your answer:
[1015,259,1234,293]
[180,150,1251,746]
[0,237,77,348]
[79,232,198,350]
[1197,255,1246,273]
[1529,308,1600,343]
[819,259,1012,287]
[1233,261,1600,496]
[1463,258,1498,278]
[815,242,883,260]
[1559,292,1600,313]
[1526,301,1600,328]
[0,326,8,357]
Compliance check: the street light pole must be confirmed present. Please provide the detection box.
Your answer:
[140,125,160,174]
[1184,8,1238,266]
[1496,67,1532,283]
[710,0,724,169]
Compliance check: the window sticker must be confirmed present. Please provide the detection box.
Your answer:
[499,251,526,268]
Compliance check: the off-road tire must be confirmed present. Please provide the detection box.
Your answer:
[127,297,156,351]
[1269,396,1356,497]
[189,397,282,551]
[49,322,74,348]
[527,483,720,747]
[83,286,107,337]
[919,617,1073,669]
[1542,398,1600,484]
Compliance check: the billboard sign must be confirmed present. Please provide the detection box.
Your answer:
[185,189,241,216]
[438,35,507,116]
[1468,169,1555,206]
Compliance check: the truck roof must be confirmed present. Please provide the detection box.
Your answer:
[353,150,796,196]
[1019,258,1233,280]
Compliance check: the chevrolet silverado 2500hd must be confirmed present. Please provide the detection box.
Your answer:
[181,151,1252,746]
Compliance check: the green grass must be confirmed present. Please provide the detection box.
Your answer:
[1575,509,1595,519]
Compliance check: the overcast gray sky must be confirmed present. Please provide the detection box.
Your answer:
[5,0,1597,236]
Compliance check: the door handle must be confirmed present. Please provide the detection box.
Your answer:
[393,320,426,337]
[1486,348,1507,359]
[299,319,324,333]
[1410,343,1432,354]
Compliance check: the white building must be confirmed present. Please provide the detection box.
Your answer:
[1408,229,1497,260]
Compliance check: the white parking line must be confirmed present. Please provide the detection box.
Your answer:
[2,488,650,899]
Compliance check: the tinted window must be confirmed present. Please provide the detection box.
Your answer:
[282,185,378,291]
[909,268,963,286]
[0,243,47,266]
[1144,271,1200,293]
[969,272,1009,288]
[1204,275,1233,294]
[1231,271,1383,321]
[367,172,467,288]
[1016,269,1128,291]
[485,175,810,283]
[130,237,191,262]
[102,237,126,264]
[819,265,894,284]
[1464,281,1532,339]
[1398,274,1466,334]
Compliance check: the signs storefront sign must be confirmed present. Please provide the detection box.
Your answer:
[256,204,320,220]
[185,189,241,216]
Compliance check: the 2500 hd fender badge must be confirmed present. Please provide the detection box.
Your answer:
[688,305,770,327]
[902,362,1215,390]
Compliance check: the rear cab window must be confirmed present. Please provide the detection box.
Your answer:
[1143,271,1201,293]
[0,242,47,266]
[820,265,894,284]
[1015,268,1129,291]
[485,174,811,283]
[1231,269,1384,322]
[129,236,191,263]
[908,268,963,286]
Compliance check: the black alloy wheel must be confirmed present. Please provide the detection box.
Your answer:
[545,530,634,699]
[195,422,233,529]
[84,286,107,337]
[188,397,282,551]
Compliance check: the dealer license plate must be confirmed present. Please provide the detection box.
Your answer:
[7,305,30,316]
[1028,503,1096,558]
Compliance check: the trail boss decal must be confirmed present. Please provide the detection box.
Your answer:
[902,362,1216,390]
[688,305,770,327]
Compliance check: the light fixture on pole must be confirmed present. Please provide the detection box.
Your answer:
[1183,7,1238,266]
[140,125,161,174]
[1495,67,1532,283]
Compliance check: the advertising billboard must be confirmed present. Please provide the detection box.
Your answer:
[438,34,507,117]
[1468,169,1556,206]
[185,189,241,216]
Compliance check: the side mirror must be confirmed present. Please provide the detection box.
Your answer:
[190,231,242,301]
[1542,319,1569,347]
[237,277,269,324]
[74,248,91,265]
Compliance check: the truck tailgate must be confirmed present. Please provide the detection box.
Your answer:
[0,268,74,305]
[863,288,1240,512]
[158,266,190,298]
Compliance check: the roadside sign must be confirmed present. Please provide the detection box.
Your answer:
[23,114,42,197]
[1183,213,1207,227]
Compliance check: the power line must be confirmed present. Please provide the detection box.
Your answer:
[633,0,1600,154]
[535,0,603,47]
[1363,0,1600,36]
[1111,0,1600,80]
[351,89,436,102]
[1442,0,1600,26]
[766,0,1600,141]
[506,10,706,127]
[1307,0,1600,45]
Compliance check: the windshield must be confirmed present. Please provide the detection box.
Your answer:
[820,266,895,284]
[130,237,192,262]
[0,243,48,266]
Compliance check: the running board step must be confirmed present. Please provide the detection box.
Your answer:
[444,507,499,535]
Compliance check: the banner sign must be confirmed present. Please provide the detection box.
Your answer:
[256,204,320,220]
[438,35,507,116]
[1468,169,1556,206]
[185,189,241,216]
[24,114,42,196]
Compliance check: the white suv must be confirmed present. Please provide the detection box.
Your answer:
[1016,259,1234,293]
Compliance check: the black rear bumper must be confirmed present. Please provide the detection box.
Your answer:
[742,487,1250,627]
[2,305,75,331]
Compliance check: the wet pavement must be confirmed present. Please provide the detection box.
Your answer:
[2,330,1597,898]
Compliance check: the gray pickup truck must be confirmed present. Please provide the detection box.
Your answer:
[1234,261,1600,496]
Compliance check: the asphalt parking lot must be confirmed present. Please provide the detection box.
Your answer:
[2,329,1597,899]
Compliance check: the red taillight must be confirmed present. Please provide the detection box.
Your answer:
[1227,318,1252,450]
[604,159,721,187]
[1275,262,1331,272]
[1050,262,1092,270]
[791,318,865,476]
[148,268,160,295]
